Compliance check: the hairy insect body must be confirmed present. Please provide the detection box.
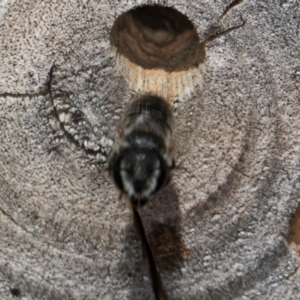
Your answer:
[109,95,174,206]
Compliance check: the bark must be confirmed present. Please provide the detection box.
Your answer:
[0,0,300,299]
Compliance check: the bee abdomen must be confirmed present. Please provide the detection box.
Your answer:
[124,95,173,148]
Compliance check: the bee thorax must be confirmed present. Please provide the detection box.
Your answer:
[124,95,173,148]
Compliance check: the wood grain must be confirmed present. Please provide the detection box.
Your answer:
[0,1,300,299]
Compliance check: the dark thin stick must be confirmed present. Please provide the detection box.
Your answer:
[132,206,168,300]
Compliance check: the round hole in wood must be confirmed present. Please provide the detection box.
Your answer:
[111,5,205,72]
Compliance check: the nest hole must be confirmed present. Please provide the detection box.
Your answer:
[111,5,205,72]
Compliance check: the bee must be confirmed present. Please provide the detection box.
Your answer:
[108,95,172,299]
[108,95,174,207]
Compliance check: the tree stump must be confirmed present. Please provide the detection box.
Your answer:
[0,1,300,299]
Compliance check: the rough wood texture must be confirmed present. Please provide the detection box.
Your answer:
[1,0,300,299]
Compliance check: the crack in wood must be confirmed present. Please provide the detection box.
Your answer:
[204,16,246,45]
[47,65,108,160]
[0,206,33,236]
[132,206,168,300]
[0,91,49,98]
[218,0,245,22]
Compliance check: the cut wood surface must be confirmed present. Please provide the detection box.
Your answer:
[1,0,300,299]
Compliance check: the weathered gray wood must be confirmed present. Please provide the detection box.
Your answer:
[1,0,300,299]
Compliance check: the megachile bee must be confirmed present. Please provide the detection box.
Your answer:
[108,95,174,299]
[108,95,174,207]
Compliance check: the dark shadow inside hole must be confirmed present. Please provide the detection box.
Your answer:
[10,288,21,297]
[130,6,194,47]
[111,5,205,72]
